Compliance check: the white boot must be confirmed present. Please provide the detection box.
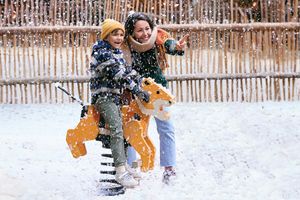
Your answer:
[115,165,139,188]
[126,164,142,180]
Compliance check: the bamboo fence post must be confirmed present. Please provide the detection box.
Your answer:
[74,32,79,102]
[230,0,234,22]
[270,30,276,101]
[36,33,41,103]
[294,0,299,22]
[98,0,102,24]
[190,33,195,102]
[22,34,27,103]
[230,32,239,101]
[30,33,37,103]
[66,0,70,25]
[179,32,183,102]
[293,30,297,84]
[106,0,111,19]
[41,33,46,103]
[296,31,300,100]
[0,4,2,26]
[2,35,8,103]
[14,0,19,26]
[184,31,189,102]
[173,33,179,102]
[212,30,217,102]
[287,31,292,74]
[240,31,245,102]
[19,35,24,103]
[15,34,21,103]
[78,32,84,102]
[91,0,95,25]
[82,32,88,103]
[40,1,44,25]
[30,0,35,25]
[58,32,63,103]
[65,31,71,103]
[221,32,230,102]
[42,2,47,25]
[58,0,62,25]
[9,35,17,104]
[4,0,9,25]
[7,35,12,104]
[283,31,289,101]
[47,34,52,103]
[53,32,58,103]
[71,32,75,103]
[84,0,88,25]
[199,45,204,104]
[202,31,206,102]
[123,0,129,23]
[255,30,260,101]
[218,31,224,102]
[230,31,234,102]
[62,0,66,25]
[26,34,33,103]
[248,33,252,102]
[70,0,75,25]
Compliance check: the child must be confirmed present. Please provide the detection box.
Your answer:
[89,19,149,188]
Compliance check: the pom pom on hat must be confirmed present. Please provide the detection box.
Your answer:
[101,19,125,40]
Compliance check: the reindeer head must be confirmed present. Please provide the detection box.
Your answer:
[136,78,175,120]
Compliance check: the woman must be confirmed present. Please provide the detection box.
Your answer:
[123,12,189,184]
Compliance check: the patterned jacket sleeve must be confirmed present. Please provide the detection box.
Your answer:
[121,66,142,94]
[164,39,185,56]
[156,28,184,56]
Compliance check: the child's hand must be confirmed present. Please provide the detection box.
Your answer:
[176,34,189,50]
[137,90,150,103]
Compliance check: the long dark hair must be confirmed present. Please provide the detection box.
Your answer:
[124,12,155,38]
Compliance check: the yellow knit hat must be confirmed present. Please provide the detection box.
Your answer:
[101,19,125,40]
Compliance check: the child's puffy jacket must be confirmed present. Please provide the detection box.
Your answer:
[90,40,141,102]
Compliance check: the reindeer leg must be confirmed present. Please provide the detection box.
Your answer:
[144,136,156,170]
[66,106,100,158]
[66,129,87,158]
[123,120,152,172]
[141,116,155,169]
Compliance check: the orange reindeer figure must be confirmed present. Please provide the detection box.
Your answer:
[66,78,175,171]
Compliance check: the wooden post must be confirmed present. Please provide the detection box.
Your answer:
[294,0,299,22]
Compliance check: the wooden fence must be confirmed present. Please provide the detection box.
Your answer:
[0,0,299,27]
[0,0,300,103]
[0,23,300,104]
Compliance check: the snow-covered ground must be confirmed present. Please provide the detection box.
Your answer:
[0,102,300,200]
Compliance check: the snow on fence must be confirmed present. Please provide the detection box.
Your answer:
[0,0,299,26]
[0,23,300,104]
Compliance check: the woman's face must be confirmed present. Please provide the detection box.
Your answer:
[133,20,152,43]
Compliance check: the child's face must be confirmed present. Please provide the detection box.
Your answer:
[133,20,152,44]
[106,29,124,49]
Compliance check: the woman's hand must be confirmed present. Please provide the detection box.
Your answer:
[176,34,189,50]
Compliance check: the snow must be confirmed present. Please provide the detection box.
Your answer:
[0,102,300,200]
